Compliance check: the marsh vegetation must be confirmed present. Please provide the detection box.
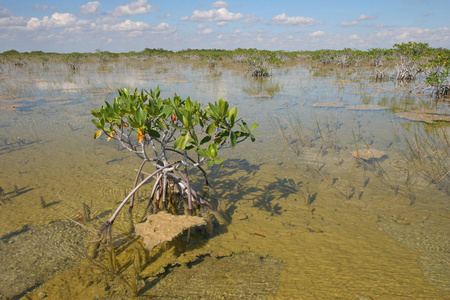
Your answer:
[0,43,449,299]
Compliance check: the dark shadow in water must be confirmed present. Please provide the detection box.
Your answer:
[203,158,300,216]
[0,225,30,243]
[44,200,62,208]
[309,192,318,205]
[15,186,34,197]
[0,138,44,155]
[1,186,35,202]
[139,246,212,295]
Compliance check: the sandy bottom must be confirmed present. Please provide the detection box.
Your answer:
[5,160,448,300]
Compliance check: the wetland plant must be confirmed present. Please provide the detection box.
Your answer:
[243,49,282,77]
[91,87,258,237]
[64,52,87,71]
[402,123,449,195]
[90,87,258,296]
[40,196,46,209]
[417,50,450,98]
[391,42,428,81]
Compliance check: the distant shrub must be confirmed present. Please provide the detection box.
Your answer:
[64,52,87,70]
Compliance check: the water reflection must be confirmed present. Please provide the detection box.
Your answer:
[242,77,282,99]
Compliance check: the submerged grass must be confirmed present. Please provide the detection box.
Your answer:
[401,122,450,195]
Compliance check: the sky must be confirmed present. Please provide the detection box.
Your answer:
[0,0,449,53]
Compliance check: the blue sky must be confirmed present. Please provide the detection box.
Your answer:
[0,0,449,53]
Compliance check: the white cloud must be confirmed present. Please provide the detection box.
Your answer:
[310,30,325,37]
[340,14,378,27]
[216,21,227,26]
[151,22,176,34]
[0,7,13,18]
[110,0,156,17]
[27,13,78,30]
[244,14,263,24]
[357,14,378,21]
[368,23,387,28]
[109,19,151,31]
[34,33,55,41]
[197,24,206,29]
[188,8,244,22]
[339,20,358,27]
[376,26,450,44]
[128,30,143,37]
[0,16,27,27]
[199,28,213,34]
[272,13,323,26]
[32,5,56,11]
[80,1,101,15]
[60,21,96,34]
[350,34,360,39]
[211,1,229,8]
[96,16,121,24]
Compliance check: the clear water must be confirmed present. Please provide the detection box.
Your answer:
[0,58,449,299]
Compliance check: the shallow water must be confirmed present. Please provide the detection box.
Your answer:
[0,58,449,299]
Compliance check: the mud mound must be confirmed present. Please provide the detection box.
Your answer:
[136,211,207,251]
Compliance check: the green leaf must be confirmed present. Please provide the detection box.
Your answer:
[160,106,172,118]
[229,107,237,125]
[206,123,216,135]
[218,99,228,117]
[174,135,184,149]
[200,135,211,145]
[196,148,211,158]
[92,119,103,129]
[250,123,259,131]
[136,107,146,126]
[174,110,183,124]
[174,133,189,150]
[147,129,161,138]
[181,111,192,127]
[208,143,218,159]
[208,103,220,117]
[129,121,140,128]
[230,131,237,147]
[190,130,198,146]
[185,97,192,111]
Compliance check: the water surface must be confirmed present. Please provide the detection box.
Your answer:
[0,58,449,299]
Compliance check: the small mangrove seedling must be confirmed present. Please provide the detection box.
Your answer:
[14,185,19,196]
[91,87,258,240]
[40,196,46,209]
[0,187,5,204]
[82,203,91,222]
